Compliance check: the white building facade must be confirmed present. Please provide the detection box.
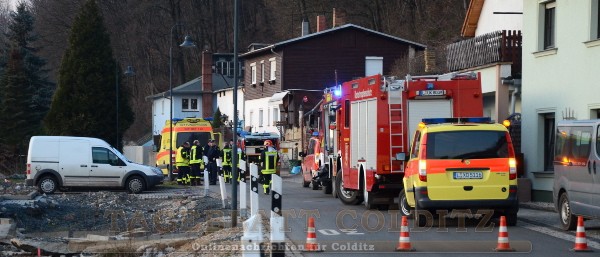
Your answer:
[522,0,600,201]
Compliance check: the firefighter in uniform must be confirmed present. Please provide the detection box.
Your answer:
[189,140,204,186]
[236,139,246,182]
[204,139,220,185]
[259,140,278,194]
[176,142,191,185]
[221,140,233,183]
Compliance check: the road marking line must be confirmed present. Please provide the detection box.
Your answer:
[519,220,600,250]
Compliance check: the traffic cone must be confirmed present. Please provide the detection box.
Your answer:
[395,216,415,251]
[572,216,593,252]
[303,217,323,252]
[494,216,515,252]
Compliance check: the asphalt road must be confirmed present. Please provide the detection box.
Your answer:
[206,172,600,256]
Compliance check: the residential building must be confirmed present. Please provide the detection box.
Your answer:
[239,14,426,153]
[447,0,523,124]
[522,0,600,201]
[147,52,242,141]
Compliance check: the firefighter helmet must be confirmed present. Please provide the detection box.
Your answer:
[264,140,273,147]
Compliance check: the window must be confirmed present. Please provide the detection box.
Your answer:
[228,61,235,77]
[593,0,600,39]
[273,107,279,124]
[261,61,265,83]
[182,98,198,111]
[250,63,257,85]
[543,113,555,171]
[543,1,556,49]
[92,147,120,165]
[555,126,592,166]
[344,100,350,128]
[259,109,264,127]
[269,58,276,81]
[425,131,509,159]
[410,131,421,159]
[597,125,600,157]
[249,111,254,128]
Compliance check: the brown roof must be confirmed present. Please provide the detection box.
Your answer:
[461,0,485,37]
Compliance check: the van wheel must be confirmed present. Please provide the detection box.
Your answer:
[336,172,362,205]
[505,212,518,227]
[126,176,146,194]
[399,190,413,218]
[38,176,58,194]
[168,166,176,181]
[559,193,576,230]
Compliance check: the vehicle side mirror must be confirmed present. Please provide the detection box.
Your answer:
[396,153,408,161]
[299,152,306,157]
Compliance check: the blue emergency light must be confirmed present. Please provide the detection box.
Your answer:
[312,131,319,136]
[426,83,435,90]
[334,85,342,97]
[422,117,492,124]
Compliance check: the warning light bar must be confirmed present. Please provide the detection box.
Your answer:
[421,117,492,124]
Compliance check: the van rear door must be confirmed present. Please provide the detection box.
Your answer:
[425,129,511,200]
[59,139,91,186]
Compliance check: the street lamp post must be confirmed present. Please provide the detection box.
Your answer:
[169,24,196,177]
[116,62,135,149]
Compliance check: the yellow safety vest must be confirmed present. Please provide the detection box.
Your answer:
[262,150,278,174]
[222,148,232,166]
[176,146,189,166]
[190,145,202,164]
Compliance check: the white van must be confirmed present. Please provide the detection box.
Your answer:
[553,119,600,230]
[25,136,163,194]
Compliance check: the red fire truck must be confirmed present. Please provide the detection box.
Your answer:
[301,72,484,209]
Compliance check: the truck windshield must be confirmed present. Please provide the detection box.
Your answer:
[426,131,509,159]
[177,132,211,146]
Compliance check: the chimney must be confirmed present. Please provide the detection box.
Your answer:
[317,15,327,32]
[201,50,213,118]
[301,18,309,36]
[333,8,346,27]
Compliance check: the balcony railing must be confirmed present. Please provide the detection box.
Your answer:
[446,30,522,76]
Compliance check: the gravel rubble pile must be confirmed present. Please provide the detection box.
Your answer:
[0,180,260,256]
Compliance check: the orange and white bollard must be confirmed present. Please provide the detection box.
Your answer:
[572,216,593,252]
[303,217,323,252]
[494,216,515,252]
[395,215,415,251]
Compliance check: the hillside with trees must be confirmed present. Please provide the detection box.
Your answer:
[0,0,468,174]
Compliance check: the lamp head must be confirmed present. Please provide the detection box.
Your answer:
[180,35,196,48]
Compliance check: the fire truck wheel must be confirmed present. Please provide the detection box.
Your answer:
[399,190,413,218]
[363,186,376,210]
[336,172,362,205]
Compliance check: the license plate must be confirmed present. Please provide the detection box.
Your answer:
[453,171,483,179]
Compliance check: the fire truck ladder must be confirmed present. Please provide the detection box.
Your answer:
[388,88,404,173]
